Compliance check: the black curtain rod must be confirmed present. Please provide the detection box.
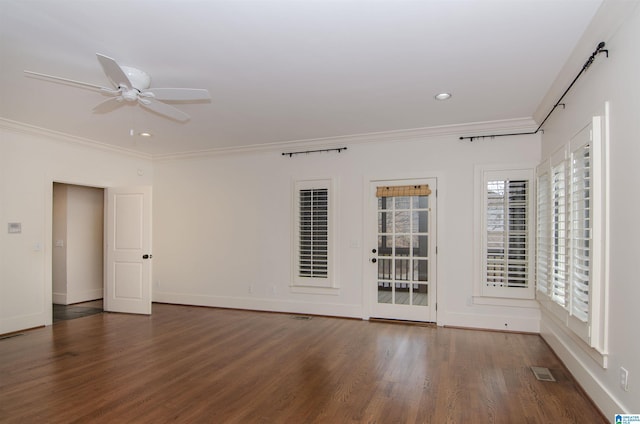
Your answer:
[460,41,609,142]
[282,147,347,157]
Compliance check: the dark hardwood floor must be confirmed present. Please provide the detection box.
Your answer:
[0,304,605,423]
[53,300,103,323]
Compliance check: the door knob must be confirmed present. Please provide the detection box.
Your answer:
[372,248,377,253]
[142,254,153,259]
[371,258,377,263]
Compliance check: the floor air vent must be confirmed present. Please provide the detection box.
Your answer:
[531,366,556,382]
[0,333,25,341]
[291,315,312,320]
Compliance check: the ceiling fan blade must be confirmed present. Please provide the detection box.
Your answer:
[93,97,124,114]
[139,98,190,122]
[96,53,132,89]
[24,70,109,91]
[145,88,211,101]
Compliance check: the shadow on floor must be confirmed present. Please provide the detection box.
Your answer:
[53,301,103,323]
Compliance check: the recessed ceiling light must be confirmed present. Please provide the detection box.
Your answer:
[434,93,452,101]
[139,132,152,137]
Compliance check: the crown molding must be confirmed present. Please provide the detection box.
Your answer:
[1,116,537,162]
[0,118,153,161]
[154,117,538,161]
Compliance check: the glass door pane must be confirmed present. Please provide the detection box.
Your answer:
[376,194,430,307]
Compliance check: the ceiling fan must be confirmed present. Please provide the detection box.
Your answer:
[24,53,211,122]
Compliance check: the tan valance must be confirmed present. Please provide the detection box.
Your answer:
[376,184,431,198]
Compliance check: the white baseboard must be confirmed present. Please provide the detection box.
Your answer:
[442,311,540,333]
[540,312,623,417]
[0,311,45,335]
[66,289,103,305]
[52,292,68,305]
[153,291,364,319]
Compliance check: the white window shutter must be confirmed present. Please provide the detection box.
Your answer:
[536,170,551,296]
[551,162,568,308]
[479,168,534,299]
[298,188,329,279]
[293,179,336,289]
[570,143,591,322]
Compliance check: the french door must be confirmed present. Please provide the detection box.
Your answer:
[368,179,437,322]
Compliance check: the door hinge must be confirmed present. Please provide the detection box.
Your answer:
[435,303,438,312]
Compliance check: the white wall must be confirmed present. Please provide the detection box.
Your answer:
[66,184,104,303]
[153,131,541,331]
[0,125,153,334]
[536,1,640,416]
[52,183,104,305]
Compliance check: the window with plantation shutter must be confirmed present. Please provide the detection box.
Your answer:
[536,116,607,354]
[477,167,535,299]
[298,188,328,279]
[293,179,336,289]
[536,170,551,296]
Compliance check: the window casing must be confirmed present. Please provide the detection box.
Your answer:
[293,179,336,289]
[477,167,535,299]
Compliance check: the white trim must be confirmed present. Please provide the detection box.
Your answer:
[443,311,540,333]
[153,117,538,161]
[153,290,362,319]
[364,176,439,323]
[291,178,338,289]
[0,311,46,335]
[540,313,620,417]
[472,296,539,308]
[0,118,152,160]
[289,286,340,295]
[474,164,537,300]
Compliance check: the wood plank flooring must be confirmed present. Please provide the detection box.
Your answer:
[0,304,606,423]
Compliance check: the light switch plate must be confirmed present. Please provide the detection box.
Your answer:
[8,222,21,234]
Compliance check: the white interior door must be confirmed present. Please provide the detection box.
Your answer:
[105,186,152,314]
[368,179,437,322]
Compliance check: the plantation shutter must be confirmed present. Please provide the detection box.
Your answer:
[485,179,529,289]
[570,143,591,322]
[536,171,551,295]
[551,162,568,308]
[298,188,328,279]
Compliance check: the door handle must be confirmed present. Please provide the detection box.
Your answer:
[142,254,153,259]
[371,258,377,263]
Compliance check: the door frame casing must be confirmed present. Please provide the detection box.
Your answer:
[45,178,108,326]
[45,178,153,325]
[362,173,442,324]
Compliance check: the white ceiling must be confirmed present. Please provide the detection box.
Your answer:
[0,0,602,156]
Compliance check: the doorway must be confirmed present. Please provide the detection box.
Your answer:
[367,178,437,322]
[52,183,105,321]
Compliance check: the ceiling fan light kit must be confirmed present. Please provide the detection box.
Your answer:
[24,53,211,123]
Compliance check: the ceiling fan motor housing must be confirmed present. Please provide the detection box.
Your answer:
[120,66,151,90]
